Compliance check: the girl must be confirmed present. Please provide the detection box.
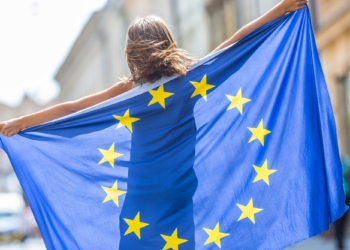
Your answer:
[0,0,307,136]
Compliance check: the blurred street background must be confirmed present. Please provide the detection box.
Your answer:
[0,0,349,249]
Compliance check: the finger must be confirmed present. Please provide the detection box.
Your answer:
[2,129,8,136]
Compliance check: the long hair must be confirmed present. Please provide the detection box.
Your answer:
[124,15,197,86]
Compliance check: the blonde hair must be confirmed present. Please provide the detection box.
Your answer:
[124,15,197,86]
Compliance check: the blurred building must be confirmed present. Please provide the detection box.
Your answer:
[204,0,280,49]
[55,0,349,154]
[170,0,209,57]
[0,96,56,122]
[313,0,350,155]
[54,0,283,101]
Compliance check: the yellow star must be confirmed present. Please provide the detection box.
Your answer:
[113,109,140,133]
[98,143,123,168]
[203,222,229,248]
[161,228,188,250]
[237,198,263,224]
[124,212,149,239]
[248,120,271,146]
[190,74,215,101]
[253,159,277,185]
[226,88,251,114]
[101,180,126,207]
[148,85,174,109]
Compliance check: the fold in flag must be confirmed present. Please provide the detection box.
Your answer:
[0,8,347,250]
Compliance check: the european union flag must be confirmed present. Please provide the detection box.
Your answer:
[0,8,347,249]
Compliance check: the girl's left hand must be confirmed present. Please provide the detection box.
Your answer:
[0,119,24,137]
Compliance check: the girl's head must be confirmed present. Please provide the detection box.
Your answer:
[125,15,196,85]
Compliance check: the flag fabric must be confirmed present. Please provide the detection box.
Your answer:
[0,8,347,250]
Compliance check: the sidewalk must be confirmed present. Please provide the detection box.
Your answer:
[287,235,350,250]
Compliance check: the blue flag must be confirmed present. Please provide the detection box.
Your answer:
[0,8,347,249]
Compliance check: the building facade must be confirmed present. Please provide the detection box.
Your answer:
[55,0,350,155]
[313,0,350,155]
[204,0,281,49]
[54,0,283,102]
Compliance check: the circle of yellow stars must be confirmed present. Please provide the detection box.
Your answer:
[94,73,278,249]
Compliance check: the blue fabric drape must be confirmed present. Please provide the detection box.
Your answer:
[0,8,346,250]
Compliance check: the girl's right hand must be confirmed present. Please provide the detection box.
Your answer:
[0,118,24,137]
[279,0,308,14]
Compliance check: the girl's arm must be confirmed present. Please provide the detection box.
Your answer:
[0,80,132,137]
[211,0,308,54]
